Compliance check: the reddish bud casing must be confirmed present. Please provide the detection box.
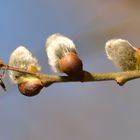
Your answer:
[18,78,43,97]
[59,52,83,76]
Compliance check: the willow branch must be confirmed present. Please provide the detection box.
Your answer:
[38,70,140,86]
[1,64,140,87]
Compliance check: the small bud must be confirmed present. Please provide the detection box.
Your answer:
[18,76,43,96]
[9,46,41,83]
[105,39,139,71]
[9,46,43,96]
[59,52,83,76]
[45,33,83,76]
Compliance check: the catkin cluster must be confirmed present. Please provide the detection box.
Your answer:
[8,34,140,96]
[9,33,83,96]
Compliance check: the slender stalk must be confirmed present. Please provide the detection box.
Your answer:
[1,63,140,87]
[2,65,39,76]
[36,70,140,86]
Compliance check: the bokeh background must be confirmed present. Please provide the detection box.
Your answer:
[1,0,140,140]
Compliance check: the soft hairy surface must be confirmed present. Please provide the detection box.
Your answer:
[105,39,137,71]
[46,33,77,72]
[9,46,41,83]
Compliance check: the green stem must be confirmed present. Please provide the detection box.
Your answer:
[2,64,140,87]
[38,70,140,86]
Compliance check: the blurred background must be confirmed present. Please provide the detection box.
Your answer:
[1,0,140,140]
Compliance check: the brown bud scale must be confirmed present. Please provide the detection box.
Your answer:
[59,52,83,76]
[18,79,43,96]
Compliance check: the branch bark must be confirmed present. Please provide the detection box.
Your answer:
[37,70,140,86]
[2,64,140,87]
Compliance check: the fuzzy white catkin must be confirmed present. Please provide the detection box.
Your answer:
[9,46,41,83]
[105,39,137,71]
[45,33,77,72]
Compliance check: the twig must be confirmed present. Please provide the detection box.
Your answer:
[1,63,140,87]
[34,70,140,86]
[1,64,39,76]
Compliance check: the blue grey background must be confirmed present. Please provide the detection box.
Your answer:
[1,0,140,140]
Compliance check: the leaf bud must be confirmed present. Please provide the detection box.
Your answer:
[18,76,43,96]
[45,33,83,76]
[9,46,41,83]
[9,46,43,96]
